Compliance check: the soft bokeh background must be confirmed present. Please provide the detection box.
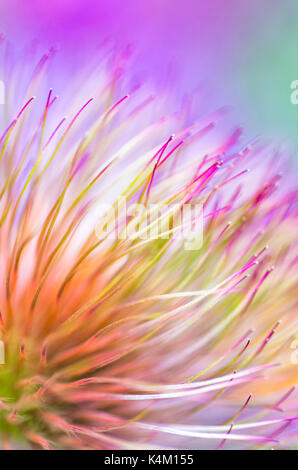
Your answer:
[1,0,298,150]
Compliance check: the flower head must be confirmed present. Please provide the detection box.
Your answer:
[0,43,297,450]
